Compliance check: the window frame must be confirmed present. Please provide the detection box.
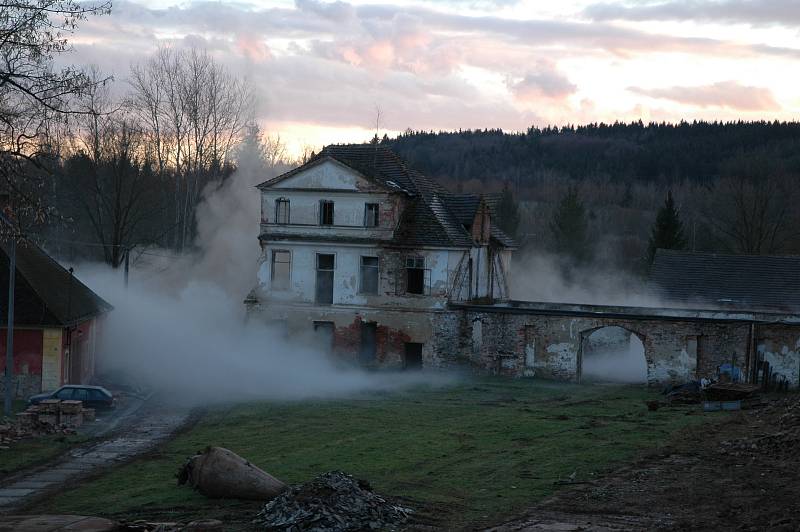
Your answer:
[319,200,335,226]
[359,256,380,295]
[270,249,292,290]
[274,198,290,225]
[364,203,380,227]
[405,256,428,295]
[315,253,336,305]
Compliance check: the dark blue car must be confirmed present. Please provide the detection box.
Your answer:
[28,385,116,410]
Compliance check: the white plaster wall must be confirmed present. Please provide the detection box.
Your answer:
[257,243,456,307]
[272,159,368,190]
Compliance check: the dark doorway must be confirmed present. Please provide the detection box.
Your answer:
[360,322,377,364]
[313,321,335,354]
[404,342,423,370]
[316,254,335,304]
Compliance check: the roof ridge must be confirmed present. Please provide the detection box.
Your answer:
[657,248,800,260]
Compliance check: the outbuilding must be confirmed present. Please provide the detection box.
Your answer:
[0,238,112,398]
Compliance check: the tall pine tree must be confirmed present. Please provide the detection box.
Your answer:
[550,186,591,264]
[647,190,688,264]
[496,183,520,239]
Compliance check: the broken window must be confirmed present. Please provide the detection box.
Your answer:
[319,200,334,225]
[275,198,290,224]
[405,256,426,295]
[313,321,335,354]
[316,253,335,304]
[364,203,379,227]
[360,256,379,294]
[360,322,377,364]
[271,250,291,290]
[404,343,423,370]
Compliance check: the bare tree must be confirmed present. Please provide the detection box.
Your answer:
[67,102,163,267]
[708,153,800,254]
[127,46,254,250]
[0,0,110,228]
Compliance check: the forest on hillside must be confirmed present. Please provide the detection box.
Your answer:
[384,122,800,271]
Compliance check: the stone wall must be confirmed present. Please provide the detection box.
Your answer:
[756,324,800,387]
[0,373,42,400]
[247,299,800,388]
[433,308,794,387]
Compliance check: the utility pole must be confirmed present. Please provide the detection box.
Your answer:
[3,237,15,417]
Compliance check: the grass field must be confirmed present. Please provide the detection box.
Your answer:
[0,434,88,477]
[35,378,714,529]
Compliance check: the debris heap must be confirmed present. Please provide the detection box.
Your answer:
[720,394,800,460]
[0,399,97,448]
[255,471,412,531]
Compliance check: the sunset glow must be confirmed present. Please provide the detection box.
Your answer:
[71,0,800,156]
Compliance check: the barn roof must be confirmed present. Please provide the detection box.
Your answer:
[259,144,517,250]
[649,249,800,313]
[0,238,112,327]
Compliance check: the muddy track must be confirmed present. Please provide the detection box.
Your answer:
[490,395,800,532]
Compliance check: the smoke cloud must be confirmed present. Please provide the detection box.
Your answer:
[68,144,453,405]
[508,251,669,308]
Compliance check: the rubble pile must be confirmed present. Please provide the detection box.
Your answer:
[0,416,75,448]
[720,395,800,459]
[255,471,412,531]
[0,399,95,448]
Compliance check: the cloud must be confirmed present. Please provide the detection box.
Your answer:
[628,81,780,111]
[584,0,800,27]
[508,62,577,102]
[57,0,796,150]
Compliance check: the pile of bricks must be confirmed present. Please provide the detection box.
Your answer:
[15,399,95,430]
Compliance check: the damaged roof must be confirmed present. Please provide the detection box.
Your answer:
[650,249,800,313]
[260,144,517,250]
[0,238,112,327]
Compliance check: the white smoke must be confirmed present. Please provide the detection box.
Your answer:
[69,143,453,404]
[581,326,648,384]
[508,252,669,308]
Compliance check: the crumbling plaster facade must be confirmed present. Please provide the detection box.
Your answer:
[437,304,800,387]
[247,146,800,389]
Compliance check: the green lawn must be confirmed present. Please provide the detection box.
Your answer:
[0,433,89,477]
[36,378,714,529]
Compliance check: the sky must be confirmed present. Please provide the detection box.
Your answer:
[70,0,800,156]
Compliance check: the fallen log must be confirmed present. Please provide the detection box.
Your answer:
[177,446,286,501]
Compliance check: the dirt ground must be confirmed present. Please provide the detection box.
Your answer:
[491,393,800,532]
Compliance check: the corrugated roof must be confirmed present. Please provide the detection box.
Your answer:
[649,249,800,312]
[0,238,112,326]
[259,144,517,250]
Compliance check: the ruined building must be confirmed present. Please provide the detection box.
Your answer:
[247,145,800,388]
[245,144,515,368]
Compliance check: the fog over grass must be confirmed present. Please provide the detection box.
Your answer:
[68,147,454,404]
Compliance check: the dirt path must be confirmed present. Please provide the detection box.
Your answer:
[0,403,192,512]
[490,394,800,532]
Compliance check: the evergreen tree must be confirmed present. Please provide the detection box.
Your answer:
[550,186,591,263]
[646,190,687,264]
[495,183,520,238]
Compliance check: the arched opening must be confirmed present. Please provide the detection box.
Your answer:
[581,326,647,384]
